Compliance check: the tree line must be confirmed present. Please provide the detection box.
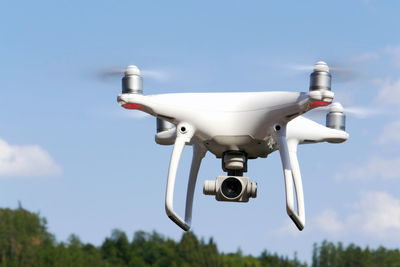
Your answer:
[0,207,399,266]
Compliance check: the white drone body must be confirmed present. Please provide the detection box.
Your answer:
[117,62,349,231]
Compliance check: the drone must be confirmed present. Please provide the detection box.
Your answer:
[117,61,349,231]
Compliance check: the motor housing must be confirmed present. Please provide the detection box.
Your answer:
[326,102,346,131]
[122,65,143,94]
[309,61,331,92]
[155,118,176,145]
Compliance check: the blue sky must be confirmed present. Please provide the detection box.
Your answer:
[1,0,400,262]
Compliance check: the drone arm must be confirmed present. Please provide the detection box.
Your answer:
[165,123,205,231]
[275,124,305,230]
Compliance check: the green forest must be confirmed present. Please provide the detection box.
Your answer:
[0,207,399,267]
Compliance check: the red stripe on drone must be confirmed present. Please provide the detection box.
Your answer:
[122,103,143,110]
[308,100,330,108]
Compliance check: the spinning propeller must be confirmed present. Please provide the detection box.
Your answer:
[98,65,168,82]
[288,61,356,83]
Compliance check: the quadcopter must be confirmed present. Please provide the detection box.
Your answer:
[117,61,349,231]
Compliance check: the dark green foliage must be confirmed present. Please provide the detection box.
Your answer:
[0,207,55,267]
[0,208,400,266]
[312,240,400,267]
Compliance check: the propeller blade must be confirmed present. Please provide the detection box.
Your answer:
[307,103,378,118]
[287,62,356,83]
[97,66,169,82]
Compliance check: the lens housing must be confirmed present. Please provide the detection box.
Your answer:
[203,176,257,202]
[221,177,242,199]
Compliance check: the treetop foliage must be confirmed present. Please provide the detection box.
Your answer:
[0,208,399,267]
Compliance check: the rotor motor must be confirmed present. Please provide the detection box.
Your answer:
[309,61,331,92]
[157,118,175,133]
[122,65,143,94]
[155,118,176,145]
[326,102,346,131]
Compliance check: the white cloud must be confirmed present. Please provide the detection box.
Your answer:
[385,46,400,67]
[310,192,400,239]
[0,139,61,177]
[336,156,400,181]
[348,191,400,238]
[378,120,400,144]
[353,45,400,67]
[374,79,400,105]
[274,210,344,237]
[312,209,344,234]
[351,52,380,63]
[304,192,400,239]
[339,45,400,70]
[273,220,303,237]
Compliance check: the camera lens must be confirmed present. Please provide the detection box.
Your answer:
[221,177,242,199]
